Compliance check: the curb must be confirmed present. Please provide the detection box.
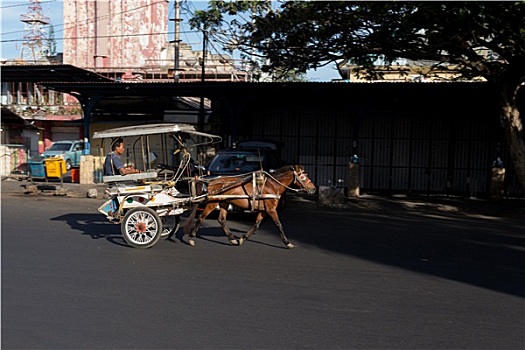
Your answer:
[2,177,107,199]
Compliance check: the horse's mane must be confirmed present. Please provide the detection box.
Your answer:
[270,165,297,177]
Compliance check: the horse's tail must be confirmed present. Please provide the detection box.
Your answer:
[182,203,199,236]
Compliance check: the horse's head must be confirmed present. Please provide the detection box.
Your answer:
[292,165,316,194]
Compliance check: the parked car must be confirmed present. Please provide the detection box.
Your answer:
[203,139,287,211]
[206,139,285,176]
[42,140,84,171]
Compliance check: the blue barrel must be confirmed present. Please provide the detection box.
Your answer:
[28,156,46,178]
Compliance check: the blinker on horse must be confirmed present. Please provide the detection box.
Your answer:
[183,165,316,248]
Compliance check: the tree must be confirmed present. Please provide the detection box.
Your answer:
[189,0,307,81]
[192,1,525,191]
[47,24,57,57]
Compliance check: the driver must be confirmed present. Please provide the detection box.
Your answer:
[104,137,140,175]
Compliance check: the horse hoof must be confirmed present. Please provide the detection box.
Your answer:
[188,239,195,246]
[286,243,295,249]
[238,237,245,245]
[230,239,239,245]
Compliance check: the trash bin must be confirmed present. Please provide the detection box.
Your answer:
[44,157,67,178]
[28,156,46,179]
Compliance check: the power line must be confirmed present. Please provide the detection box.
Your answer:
[0,0,55,9]
[1,0,249,70]
[1,0,209,57]
[2,0,170,43]
[1,29,205,44]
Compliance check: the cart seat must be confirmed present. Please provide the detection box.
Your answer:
[102,172,158,184]
[105,183,164,196]
[103,172,160,196]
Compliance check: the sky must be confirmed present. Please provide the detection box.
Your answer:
[0,0,339,81]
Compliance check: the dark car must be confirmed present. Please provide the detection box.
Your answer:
[206,140,284,176]
[203,139,287,211]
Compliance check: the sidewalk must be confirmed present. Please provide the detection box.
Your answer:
[293,188,525,219]
[2,174,524,220]
[1,175,107,199]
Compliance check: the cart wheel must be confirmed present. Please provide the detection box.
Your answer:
[121,207,162,248]
[161,215,181,240]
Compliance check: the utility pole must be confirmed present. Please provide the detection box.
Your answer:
[198,29,207,131]
[201,30,207,83]
[171,0,182,82]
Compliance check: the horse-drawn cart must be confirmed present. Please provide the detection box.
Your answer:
[93,123,219,248]
[93,123,316,249]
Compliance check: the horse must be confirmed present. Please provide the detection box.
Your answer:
[182,164,316,248]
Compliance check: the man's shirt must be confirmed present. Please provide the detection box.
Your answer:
[104,152,124,175]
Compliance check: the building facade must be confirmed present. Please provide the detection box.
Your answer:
[63,0,169,69]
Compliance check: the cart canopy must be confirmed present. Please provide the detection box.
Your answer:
[92,123,221,142]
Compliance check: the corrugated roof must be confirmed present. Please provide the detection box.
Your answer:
[1,107,39,129]
[0,64,113,83]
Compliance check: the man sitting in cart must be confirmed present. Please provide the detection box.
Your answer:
[104,137,141,176]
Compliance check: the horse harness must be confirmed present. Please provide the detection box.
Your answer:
[202,170,279,211]
[200,166,312,211]
[293,168,312,190]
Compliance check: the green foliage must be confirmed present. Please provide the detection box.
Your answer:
[47,24,57,57]
[189,0,285,80]
[191,1,525,84]
[191,1,525,190]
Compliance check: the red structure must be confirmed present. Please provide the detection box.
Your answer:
[63,0,169,70]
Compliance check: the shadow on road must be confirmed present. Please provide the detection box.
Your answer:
[281,193,525,298]
[46,192,524,298]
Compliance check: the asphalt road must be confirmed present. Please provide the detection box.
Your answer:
[1,189,524,349]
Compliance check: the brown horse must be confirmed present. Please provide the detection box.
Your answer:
[183,165,316,248]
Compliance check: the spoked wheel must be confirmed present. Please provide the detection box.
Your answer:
[121,207,162,249]
[161,215,181,240]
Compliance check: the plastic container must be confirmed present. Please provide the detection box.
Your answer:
[44,157,67,178]
[28,156,46,179]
